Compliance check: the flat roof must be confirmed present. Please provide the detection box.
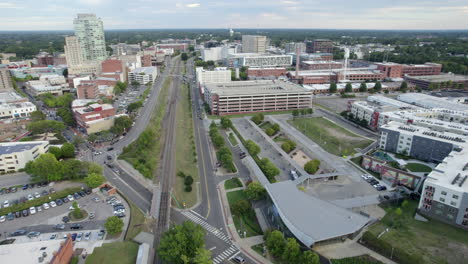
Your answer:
[367,95,417,109]
[204,80,310,96]
[267,181,370,246]
[405,74,468,82]
[398,93,468,112]
[426,148,468,193]
[0,91,25,103]
[0,239,63,263]
[0,141,48,155]
[131,67,157,74]
[0,101,36,110]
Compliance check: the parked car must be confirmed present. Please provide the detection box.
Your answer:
[62,216,70,223]
[232,256,246,263]
[34,192,40,199]
[71,233,77,241]
[50,201,57,208]
[27,194,34,201]
[97,230,105,240]
[7,212,14,221]
[11,230,27,236]
[89,212,95,219]
[56,199,63,206]
[41,190,48,196]
[37,206,42,212]
[79,191,86,197]
[67,195,74,201]
[11,187,17,193]
[107,147,114,151]
[3,200,9,208]
[73,193,80,200]
[76,232,83,242]
[27,231,41,238]
[115,212,126,218]
[54,224,65,230]
[92,197,100,202]
[0,215,5,222]
[29,207,36,215]
[22,184,28,190]
[63,197,69,203]
[49,188,56,194]
[43,203,50,210]
[50,233,57,240]
[85,189,92,195]
[84,232,91,240]
[70,223,83,230]
[16,211,23,218]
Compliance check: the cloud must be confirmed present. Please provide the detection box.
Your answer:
[79,0,107,5]
[0,3,22,9]
[186,3,200,8]
[281,0,299,4]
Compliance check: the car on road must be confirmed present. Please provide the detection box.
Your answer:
[232,256,245,263]
[50,201,57,208]
[27,194,34,201]
[50,233,57,240]
[11,230,27,236]
[84,232,91,240]
[76,232,83,242]
[54,224,65,230]
[3,200,9,208]
[92,197,100,202]
[107,147,114,151]
[7,212,14,221]
[34,192,40,198]
[27,231,41,238]
[62,216,70,223]
[97,230,105,240]
[107,155,112,160]
[43,203,50,210]
[0,215,5,222]
[67,195,74,201]
[70,223,83,230]
[89,212,95,219]
[29,206,36,215]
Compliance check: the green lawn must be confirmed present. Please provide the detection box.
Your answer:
[224,178,243,190]
[125,200,149,241]
[251,244,265,256]
[86,241,139,264]
[228,132,238,146]
[288,117,373,156]
[331,255,383,264]
[227,190,263,237]
[367,200,468,264]
[405,163,432,173]
[173,83,199,208]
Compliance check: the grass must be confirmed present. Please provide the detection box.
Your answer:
[331,255,383,264]
[405,163,432,173]
[228,132,238,146]
[208,110,294,119]
[227,190,263,237]
[119,75,172,179]
[68,210,88,221]
[251,244,265,256]
[224,178,243,190]
[367,200,468,264]
[173,83,199,208]
[288,117,373,156]
[125,200,149,241]
[85,241,139,264]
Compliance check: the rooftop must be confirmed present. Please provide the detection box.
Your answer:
[0,141,48,155]
[426,147,468,193]
[0,101,36,111]
[0,91,26,103]
[204,80,310,96]
[131,67,157,75]
[367,95,418,109]
[405,73,468,82]
[0,239,64,263]
[398,93,468,112]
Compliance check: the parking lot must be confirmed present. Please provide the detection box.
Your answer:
[1,190,128,239]
[114,84,148,113]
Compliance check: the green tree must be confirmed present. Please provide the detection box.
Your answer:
[374,81,382,92]
[400,81,408,90]
[48,146,62,159]
[282,238,301,263]
[127,101,143,112]
[188,46,195,52]
[85,172,105,188]
[158,221,206,264]
[114,81,128,95]
[212,134,225,148]
[245,140,261,156]
[192,248,212,264]
[220,117,232,129]
[25,153,63,182]
[57,107,75,126]
[111,116,133,135]
[61,143,75,158]
[27,120,65,134]
[359,82,367,92]
[245,181,266,200]
[72,135,85,146]
[232,199,251,216]
[81,161,103,175]
[266,230,286,257]
[105,216,124,235]
[30,110,46,121]
[184,175,194,186]
[259,158,280,181]
[304,159,320,174]
[292,109,299,117]
[265,127,276,136]
[301,251,320,264]
[329,82,337,93]
[251,115,262,125]
[345,83,353,93]
[281,142,292,153]
[181,53,188,61]
[61,159,84,180]
[72,201,83,219]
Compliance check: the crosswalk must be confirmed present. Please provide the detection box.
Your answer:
[180,211,241,263]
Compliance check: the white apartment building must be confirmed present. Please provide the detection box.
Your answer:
[26,79,68,96]
[73,14,107,61]
[242,35,267,53]
[201,46,224,62]
[0,101,36,120]
[196,67,231,88]
[64,36,84,67]
[39,75,66,85]
[0,141,49,173]
[128,67,157,84]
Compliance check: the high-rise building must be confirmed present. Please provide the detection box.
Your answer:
[64,36,84,67]
[305,39,333,53]
[0,65,14,92]
[242,35,267,53]
[73,14,107,61]
[284,42,306,54]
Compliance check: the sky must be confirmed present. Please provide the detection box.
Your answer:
[1,0,468,30]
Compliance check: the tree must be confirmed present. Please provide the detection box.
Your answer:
[72,201,83,219]
[245,181,266,200]
[304,159,320,174]
[25,153,63,182]
[181,53,188,61]
[114,81,128,95]
[220,117,232,129]
[111,116,133,135]
[329,82,337,93]
[105,216,124,235]
[259,158,280,181]
[81,161,103,175]
[184,175,194,186]
[27,120,65,134]
[281,142,292,153]
[345,83,353,93]
[85,173,105,188]
[48,146,62,159]
[57,107,75,126]
[292,109,299,117]
[212,134,225,148]
[359,82,367,92]
[266,230,286,257]
[188,46,195,52]
[61,143,75,158]
[400,81,408,90]
[301,251,320,264]
[192,248,212,264]
[232,199,251,216]
[158,221,206,264]
[251,115,262,125]
[72,135,85,146]
[282,238,301,263]
[374,81,382,92]
[61,159,84,180]
[265,127,276,136]
[306,108,313,115]
[127,101,143,112]
[30,110,46,122]
[245,140,261,156]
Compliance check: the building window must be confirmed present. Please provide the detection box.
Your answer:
[453,195,459,199]
[450,201,457,206]
[440,198,445,202]
[441,191,447,196]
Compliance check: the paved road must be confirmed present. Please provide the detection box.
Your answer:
[0,172,30,188]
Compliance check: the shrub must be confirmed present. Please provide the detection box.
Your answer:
[184,185,192,192]
[184,175,194,186]
[105,216,124,235]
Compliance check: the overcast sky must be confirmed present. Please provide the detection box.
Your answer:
[1,0,467,30]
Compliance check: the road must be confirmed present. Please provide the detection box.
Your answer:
[0,172,30,188]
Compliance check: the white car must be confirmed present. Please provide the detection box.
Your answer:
[84,232,91,240]
[361,174,370,180]
[67,195,74,201]
[37,206,42,212]
[76,232,83,242]
[29,206,37,215]
[50,233,57,240]
[43,203,50,210]
[50,201,57,208]
[34,192,41,199]
[0,215,6,222]
[3,200,9,208]
[28,194,34,201]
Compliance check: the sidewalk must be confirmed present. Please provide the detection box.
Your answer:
[217,182,273,264]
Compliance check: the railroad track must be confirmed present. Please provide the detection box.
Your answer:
[154,58,181,264]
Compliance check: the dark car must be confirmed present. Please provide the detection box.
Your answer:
[74,193,81,200]
[54,224,65,230]
[85,189,92,195]
[115,212,126,218]
[49,188,56,194]
[377,186,387,191]
[70,223,83,230]
[22,184,29,190]
[79,191,86,197]
[62,216,70,223]
[12,199,19,205]
[11,230,27,236]
[71,233,78,241]
[20,196,27,203]
[15,211,22,218]
[7,212,14,221]
[0,188,4,195]
[56,199,63,206]
[41,190,49,196]
[107,155,112,161]
[63,197,69,203]
[106,163,114,168]
[107,147,114,151]
[29,184,34,189]
[5,188,10,194]
[22,209,29,217]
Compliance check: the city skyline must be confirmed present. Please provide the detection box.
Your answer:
[1,0,468,30]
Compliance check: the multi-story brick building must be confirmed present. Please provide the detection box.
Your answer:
[305,39,333,53]
[300,61,343,70]
[77,81,98,99]
[73,102,117,134]
[203,80,312,116]
[404,74,468,90]
[36,52,54,66]
[247,67,287,79]
[376,62,442,78]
